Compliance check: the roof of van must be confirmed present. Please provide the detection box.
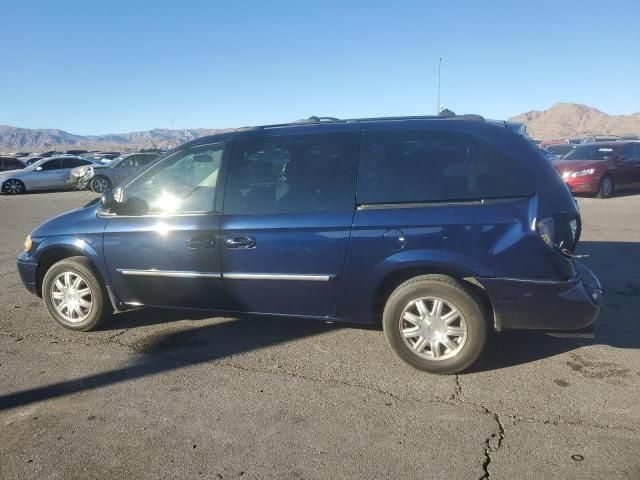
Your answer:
[183,114,526,148]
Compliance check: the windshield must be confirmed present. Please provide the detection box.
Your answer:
[563,145,616,161]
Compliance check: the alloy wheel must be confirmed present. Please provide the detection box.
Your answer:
[399,297,468,360]
[50,271,93,323]
[3,179,24,194]
[92,177,110,193]
[600,177,613,197]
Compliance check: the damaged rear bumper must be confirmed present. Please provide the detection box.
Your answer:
[480,261,603,332]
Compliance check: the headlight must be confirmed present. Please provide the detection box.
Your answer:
[24,234,32,252]
[570,169,595,177]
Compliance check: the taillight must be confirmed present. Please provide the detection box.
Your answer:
[536,214,581,256]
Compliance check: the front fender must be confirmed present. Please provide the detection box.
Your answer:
[29,234,109,288]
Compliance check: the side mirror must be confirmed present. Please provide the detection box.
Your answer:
[35,166,43,171]
[101,189,148,216]
[100,189,117,210]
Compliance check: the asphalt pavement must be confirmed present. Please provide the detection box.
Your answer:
[1,190,639,479]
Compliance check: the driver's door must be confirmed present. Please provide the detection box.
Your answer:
[30,158,63,188]
[103,142,228,309]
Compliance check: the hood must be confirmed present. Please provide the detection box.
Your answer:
[31,200,105,238]
[554,159,606,172]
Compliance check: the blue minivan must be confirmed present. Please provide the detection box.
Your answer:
[17,115,603,373]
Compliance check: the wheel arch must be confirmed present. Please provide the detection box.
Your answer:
[35,246,105,298]
[371,266,497,330]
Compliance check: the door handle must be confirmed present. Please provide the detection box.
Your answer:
[186,236,216,249]
[225,236,256,249]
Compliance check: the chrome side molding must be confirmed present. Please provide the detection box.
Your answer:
[117,269,222,279]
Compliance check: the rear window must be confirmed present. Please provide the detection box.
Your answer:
[357,130,535,204]
[564,145,616,161]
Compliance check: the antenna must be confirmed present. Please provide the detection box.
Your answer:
[437,57,442,114]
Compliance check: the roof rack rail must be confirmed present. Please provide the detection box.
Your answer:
[344,114,485,123]
[234,113,486,131]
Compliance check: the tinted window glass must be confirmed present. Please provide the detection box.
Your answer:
[117,156,135,168]
[564,145,616,161]
[40,159,62,170]
[224,133,359,215]
[358,130,534,204]
[62,157,90,168]
[139,154,158,165]
[123,143,224,214]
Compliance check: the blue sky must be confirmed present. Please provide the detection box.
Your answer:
[1,0,639,135]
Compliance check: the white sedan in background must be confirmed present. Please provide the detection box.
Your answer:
[0,156,100,194]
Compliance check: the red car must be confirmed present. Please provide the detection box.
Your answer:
[554,141,640,198]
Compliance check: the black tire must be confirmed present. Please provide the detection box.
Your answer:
[42,256,112,331]
[596,175,614,198]
[383,275,488,374]
[2,179,26,194]
[90,175,112,193]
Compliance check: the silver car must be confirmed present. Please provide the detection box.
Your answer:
[0,156,99,194]
[70,152,160,193]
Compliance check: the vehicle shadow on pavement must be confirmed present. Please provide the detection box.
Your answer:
[0,314,333,412]
[1,241,638,409]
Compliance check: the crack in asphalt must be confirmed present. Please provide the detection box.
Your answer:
[451,374,462,401]
[478,408,506,479]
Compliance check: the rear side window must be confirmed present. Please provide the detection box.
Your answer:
[224,133,359,215]
[357,130,535,204]
[62,157,91,168]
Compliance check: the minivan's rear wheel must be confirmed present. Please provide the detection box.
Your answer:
[90,176,111,193]
[596,175,614,198]
[2,179,25,194]
[42,257,111,331]
[383,275,487,374]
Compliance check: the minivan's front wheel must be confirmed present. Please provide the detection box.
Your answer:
[383,275,487,374]
[42,257,111,331]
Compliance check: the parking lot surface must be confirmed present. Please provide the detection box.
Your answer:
[1,191,639,479]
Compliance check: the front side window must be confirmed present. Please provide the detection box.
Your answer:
[122,143,224,214]
[40,159,62,171]
[223,133,359,215]
[358,130,535,204]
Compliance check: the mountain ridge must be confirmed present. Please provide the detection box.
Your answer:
[2,103,640,150]
[508,102,640,139]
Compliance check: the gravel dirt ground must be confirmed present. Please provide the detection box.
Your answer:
[1,190,639,479]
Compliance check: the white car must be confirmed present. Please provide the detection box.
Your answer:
[0,156,100,194]
[69,152,161,193]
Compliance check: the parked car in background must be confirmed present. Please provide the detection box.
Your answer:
[544,143,574,159]
[579,135,621,144]
[555,141,640,197]
[0,156,100,194]
[0,156,25,172]
[70,152,161,192]
[16,115,602,374]
[83,151,121,163]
